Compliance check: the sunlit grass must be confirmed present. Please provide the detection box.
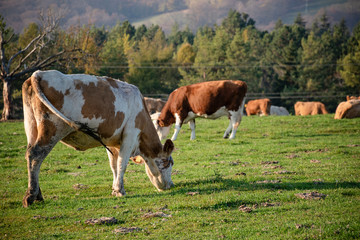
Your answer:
[0,114,359,239]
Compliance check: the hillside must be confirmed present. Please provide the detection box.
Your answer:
[0,0,359,34]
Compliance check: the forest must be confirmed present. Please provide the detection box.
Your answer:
[1,9,360,119]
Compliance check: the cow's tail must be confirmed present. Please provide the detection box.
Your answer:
[30,72,113,154]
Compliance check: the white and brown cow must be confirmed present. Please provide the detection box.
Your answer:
[154,80,247,140]
[144,97,166,114]
[22,70,174,207]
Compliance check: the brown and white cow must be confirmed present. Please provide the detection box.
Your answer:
[245,98,271,116]
[22,70,174,207]
[144,97,166,114]
[154,80,247,140]
[294,101,328,116]
[334,100,360,119]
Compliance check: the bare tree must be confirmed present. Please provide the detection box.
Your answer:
[0,9,79,120]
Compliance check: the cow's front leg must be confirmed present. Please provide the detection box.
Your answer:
[228,111,243,139]
[223,121,232,139]
[171,113,182,141]
[189,119,196,140]
[112,135,135,197]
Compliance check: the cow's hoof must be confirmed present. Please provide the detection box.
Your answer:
[22,188,44,207]
[22,195,34,208]
[112,190,125,197]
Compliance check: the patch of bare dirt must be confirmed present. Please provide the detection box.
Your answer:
[85,217,118,225]
[73,184,88,190]
[295,192,327,200]
[255,180,281,184]
[113,227,141,234]
[142,212,172,219]
[32,215,63,220]
[261,161,279,165]
[296,224,315,229]
[186,191,199,196]
[238,205,252,213]
[235,172,246,176]
[286,154,300,159]
[310,159,321,163]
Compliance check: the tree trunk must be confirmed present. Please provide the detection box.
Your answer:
[1,79,14,120]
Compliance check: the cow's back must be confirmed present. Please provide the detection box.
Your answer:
[185,80,247,115]
[335,100,360,119]
[28,70,144,140]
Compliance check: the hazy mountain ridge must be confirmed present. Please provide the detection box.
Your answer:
[0,0,359,33]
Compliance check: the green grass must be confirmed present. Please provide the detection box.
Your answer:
[0,115,359,239]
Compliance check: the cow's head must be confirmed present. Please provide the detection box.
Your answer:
[132,139,174,191]
[151,112,172,140]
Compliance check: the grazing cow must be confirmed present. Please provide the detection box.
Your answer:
[334,100,360,119]
[22,70,174,207]
[346,96,360,101]
[245,98,271,116]
[144,97,166,113]
[270,106,290,116]
[154,80,247,140]
[294,101,328,116]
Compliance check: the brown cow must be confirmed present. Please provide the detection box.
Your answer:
[346,96,360,101]
[294,101,328,116]
[334,100,360,119]
[154,80,247,140]
[144,97,166,114]
[22,70,175,207]
[245,98,271,116]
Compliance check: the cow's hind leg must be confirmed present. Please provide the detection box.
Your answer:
[107,147,121,196]
[189,119,196,140]
[23,117,71,207]
[223,121,232,139]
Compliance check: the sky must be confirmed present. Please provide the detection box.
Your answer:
[0,0,359,34]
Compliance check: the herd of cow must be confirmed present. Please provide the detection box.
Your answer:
[20,70,360,207]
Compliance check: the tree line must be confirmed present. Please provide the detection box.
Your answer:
[1,9,360,119]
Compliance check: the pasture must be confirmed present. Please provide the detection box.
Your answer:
[0,114,359,239]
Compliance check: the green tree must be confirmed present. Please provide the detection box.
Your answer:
[98,22,132,79]
[126,28,179,93]
[339,45,360,90]
[176,42,197,86]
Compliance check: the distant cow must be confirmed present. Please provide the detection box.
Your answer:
[334,100,360,119]
[144,97,166,113]
[22,70,174,207]
[154,80,247,140]
[346,96,360,101]
[270,106,289,116]
[246,98,271,116]
[294,101,328,116]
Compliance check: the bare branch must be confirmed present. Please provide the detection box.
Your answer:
[7,34,43,70]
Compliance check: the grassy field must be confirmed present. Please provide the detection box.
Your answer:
[0,114,359,239]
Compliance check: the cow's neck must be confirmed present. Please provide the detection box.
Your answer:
[135,109,163,159]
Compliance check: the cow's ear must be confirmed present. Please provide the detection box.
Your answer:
[163,139,174,154]
[131,156,145,164]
